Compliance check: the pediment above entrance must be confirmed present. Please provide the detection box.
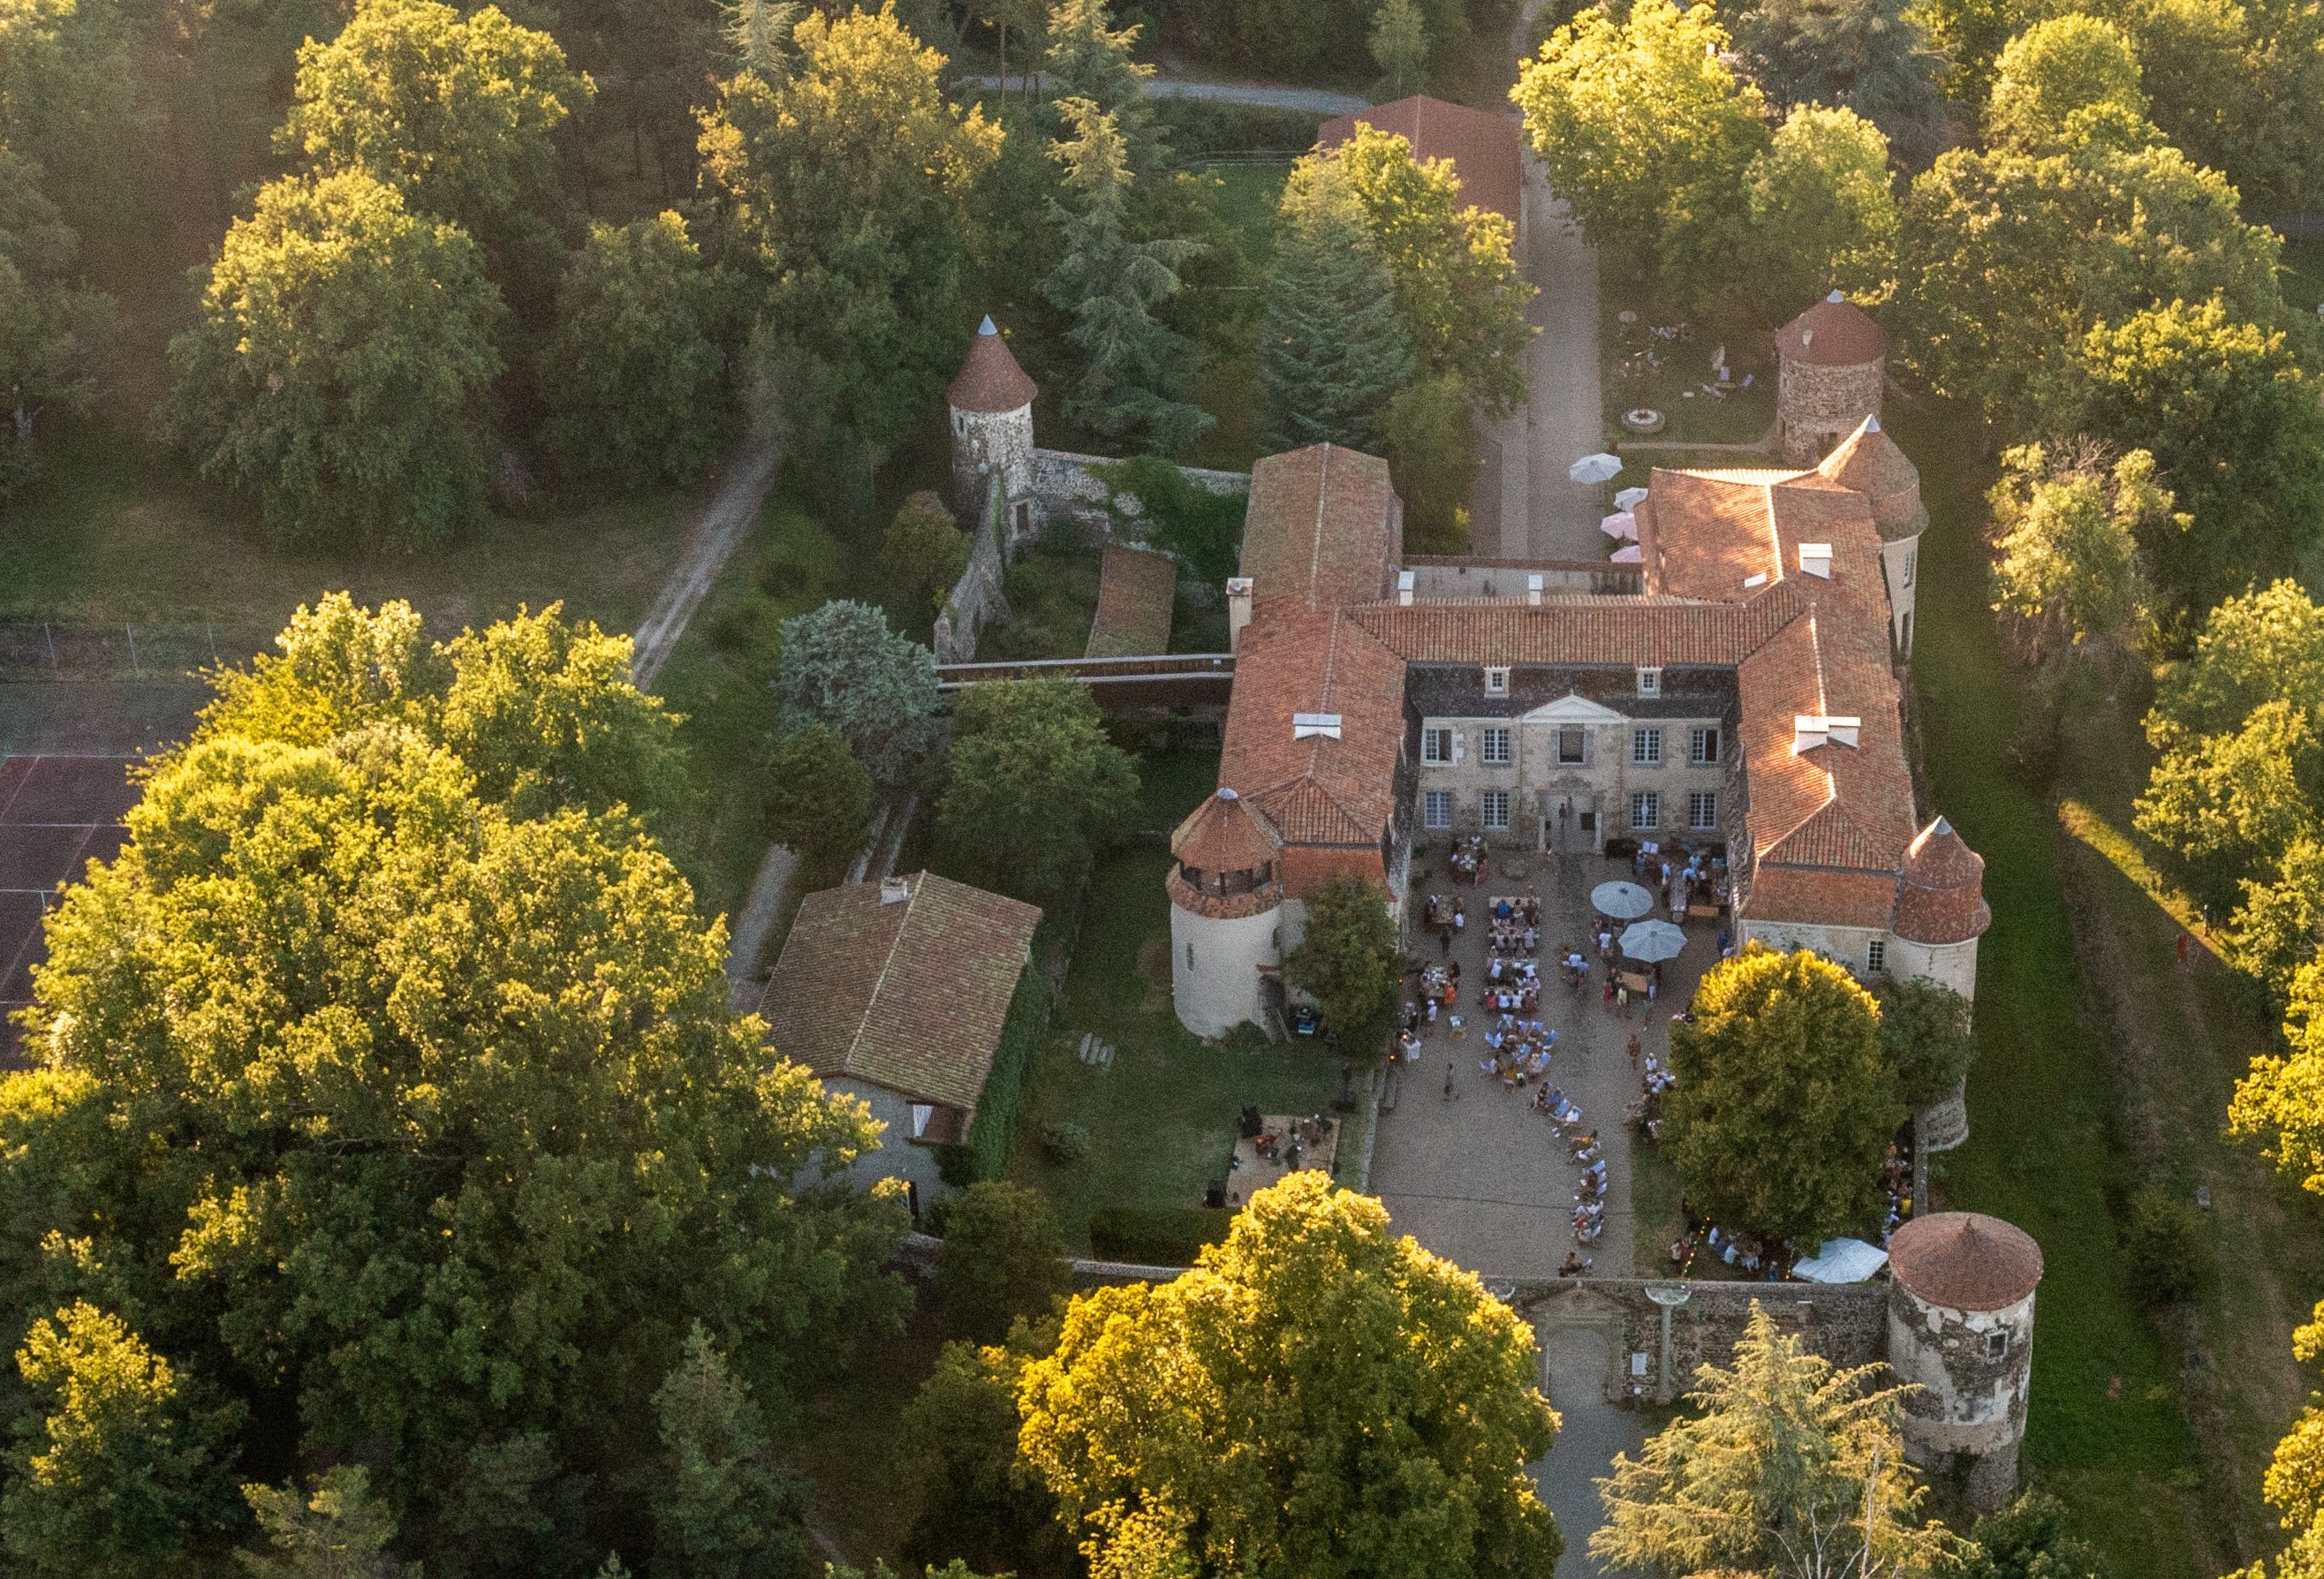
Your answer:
[1519,692,1629,726]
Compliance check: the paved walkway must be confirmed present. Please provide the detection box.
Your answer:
[1532,1314,1646,1575]
[959,73,1366,115]
[631,431,780,691]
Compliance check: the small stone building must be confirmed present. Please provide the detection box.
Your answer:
[756,871,1041,1205]
[1168,787,1287,1038]
[1886,1212,2045,1512]
[1776,291,1889,465]
[947,315,1040,538]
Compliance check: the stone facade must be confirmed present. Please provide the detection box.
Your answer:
[1524,1279,1890,1403]
[1409,665,1738,857]
[1032,449,1251,541]
[821,1075,949,1205]
[1889,1281,2038,1510]
[951,399,1037,527]
[1779,356,1886,465]
[931,479,1012,663]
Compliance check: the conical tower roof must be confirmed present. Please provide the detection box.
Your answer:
[1893,816,1991,944]
[1815,416,1927,540]
[1889,1211,2044,1311]
[1171,787,1283,873]
[1775,291,1889,368]
[947,315,1038,413]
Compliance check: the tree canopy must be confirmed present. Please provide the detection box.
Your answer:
[1260,151,1414,450]
[1870,975,1978,1109]
[761,722,876,883]
[1284,875,1406,1054]
[1664,947,1901,1244]
[1595,1303,1951,1579]
[1985,440,2168,656]
[935,1181,1070,1343]
[163,170,506,551]
[1740,102,1900,315]
[1727,0,1950,167]
[1984,14,2150,153]
[1017,1172,1563,1579]
[0,145,110,496]
[935,676,1139,900]
[774,599,942,785]
[0,596,906,1570]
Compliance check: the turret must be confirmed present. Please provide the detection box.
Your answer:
[1890,815,1992,1151]
[1816,415,1928,659]
[1775,291,1889,466]
[1887,1212,2044,1513]
[947,315,1040,540]
[1168,787,1285,1036]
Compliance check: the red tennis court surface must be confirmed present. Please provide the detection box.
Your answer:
[0,754,138,1068]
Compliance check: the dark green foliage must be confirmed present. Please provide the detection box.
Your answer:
[540,213,735,497]
[936,1182,1071,1342]
[882,492,973,615]
[1871,975,1977,1108]
[1040,1121,1092,1164]
[962,962,1052,1182]
[1382,374,1475,555]
[1143,98,1326,158]
[1963,1492,2107,1579]
[1091,455,1246,586]
[937,677,1140,901]
[1728,0,1951,165]
[1284,876,1406,1057]
[650,1326,812,1579]
[896,1330,1079,1579]
[774,600,942,785]
[1260,156,1413,450]
[0,147,110,497]
[240,1467,406,1579]
[2120,1187,2205,1306]
[762,722,875,882]
[1086,1205,1237,1265]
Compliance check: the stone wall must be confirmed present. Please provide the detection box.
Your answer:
[1778,358,1886,464]
[1520,1278,1889,1403]
[932,480,1012,663]
[1032,449,1251,543]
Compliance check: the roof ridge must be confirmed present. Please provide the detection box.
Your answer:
[847,875,918,1074]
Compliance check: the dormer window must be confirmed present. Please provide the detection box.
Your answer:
[1484,666,1510,696]
[1798,543,1833,578]
[1636,667,1662,698]
[1293,713,1343,741]
[1792,714,1862,752]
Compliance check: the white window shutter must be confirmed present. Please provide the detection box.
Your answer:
[1451,731,1465,764]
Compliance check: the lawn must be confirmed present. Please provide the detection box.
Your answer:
[974,544,1107,661]
[1893,402,2217,1579]
[1011,747,1358,1251]
[1598,254,1780,450]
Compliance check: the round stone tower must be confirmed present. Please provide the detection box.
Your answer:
[947,314,1040,539]
[1776,291,1889,465]
[1815,414,1929,659]
[1889,815,1992,1151]
[1886,1212,2044,1513]
[1168,787,1285,1038]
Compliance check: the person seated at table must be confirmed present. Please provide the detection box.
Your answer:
[1560,1250,1590,1277]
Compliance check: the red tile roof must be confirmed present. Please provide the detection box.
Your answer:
[756,872,1041,1115]
[948,317,1038,412]
[1317,95,1523,225]
[1816,418,1927,541]
[1240,444,1402,612]
[1775,294,1890,367]
[1889,1212,2044,1311]
[1171,787,1283,873]
[1893,817,1995,944]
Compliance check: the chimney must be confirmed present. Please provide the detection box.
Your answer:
[1527,573,1544,606]
[880,876,912,905]
[1227,577,1254,651]
[1798,543,1833,578]
[1397,569,1416,607]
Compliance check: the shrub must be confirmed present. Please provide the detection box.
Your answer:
[1041,1121,1092,1165]
[1088,1205,1236,1265]
[2122,1186,2205,1306]
[935,1181,1071,1342]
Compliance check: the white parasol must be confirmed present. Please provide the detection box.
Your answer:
[1601,511,1639,540]
[1615,486,1650,510]
[1793,1237,1890,1283]
[1569,452,1624,485]
[1610,543,1644,563]
[1619,918,1687,963]
[1590,880,1655,919]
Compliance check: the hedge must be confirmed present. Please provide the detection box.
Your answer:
[958,953,1053,1182]
[1088,1205,1238,1266]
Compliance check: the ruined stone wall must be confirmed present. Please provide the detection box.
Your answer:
[931,480,1012,664]
[1031,449,1251,544]
[1520,1278,1890,1403]
[1779,359,1886,464]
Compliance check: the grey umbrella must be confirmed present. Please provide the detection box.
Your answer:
[1590,880,1655,919]
[1619,919,1687,963]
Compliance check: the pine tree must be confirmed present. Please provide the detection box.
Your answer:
[721,0,803,78]
[1260,154,1414,450]
[650,1326,810,1579]
[1044,0,1158,168]
[1040,98,1211,455]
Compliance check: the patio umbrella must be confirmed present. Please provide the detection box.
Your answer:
[1619,918,1687,963]
[1569,451,1624,484]
[1600,510,1639,540]
[1590,880,1655,919]
[1615,486,1650,510]
[1793,1237,1889,1283]
[1610,543,1644,563]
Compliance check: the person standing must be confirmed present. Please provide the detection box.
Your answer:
[1442,1061,1458,1101]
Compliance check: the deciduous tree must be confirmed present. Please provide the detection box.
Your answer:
[762,722,875,882]
[1382,372,1477,555]
[1984,14,2150,152]
[539,212,734,496]
[882,491,973,613]
[1985,441,2164,657]
[1371,0,1431,97]
[1961,1493,2104,1579]
[240,1467,405,1579]
[1284,875,1406,1055]
[0,147,110,496]
[935,1181,1070,1343]
[936,676,1139,899]
[1664,947,1901,1245]
[1741,103,1899,316]
[1017,1172,1562,1579]
[163,170,506,552]
[1260,154,1413,450]
[1869,975,1976,1109]
[1594,1303,1952,1579]
[1728,0,1950,167]
[774,599,942,784]
[896,1327,1078,1579]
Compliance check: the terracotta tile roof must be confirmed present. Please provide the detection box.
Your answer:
[1240,444,1402,611]
[1815,418,1927,541]
[1317,94,1523,224]
[1170,787,1282,873]
[1086,545,1178,658]
[947,316,1038,413]
[1775,293,1890,367]
[1889,1212,2044,1311]
[756,872,1041,1115]
[1638,470,1783,600]
[1893,816,1994,944]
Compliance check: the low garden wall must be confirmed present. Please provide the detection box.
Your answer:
[1517,1277,1889,1403]
[1033,450,1251,540]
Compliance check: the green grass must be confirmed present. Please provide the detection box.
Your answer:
[1011,749,1354,1250]
[1893,403,2213,1579]
[1599,260,1780,449]
[976,545,1106,661]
